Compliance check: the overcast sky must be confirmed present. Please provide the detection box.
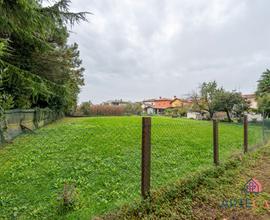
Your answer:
[67,0,270,104]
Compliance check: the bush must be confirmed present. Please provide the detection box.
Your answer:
[89,105,125,116]
[79,102,92,115]
[76,104,125,116]
[124,102,142,115]
[76,102,143,117]
[164,107,188,117]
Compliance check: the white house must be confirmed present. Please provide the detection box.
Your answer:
[242,94,258,110]
[141,99,155,113]
[144,106,155,115]
[187,112,203,120]
[247,113,263,122]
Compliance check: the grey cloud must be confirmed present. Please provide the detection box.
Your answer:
[67,0,270,103]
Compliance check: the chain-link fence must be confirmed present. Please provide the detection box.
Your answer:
[0,117,142,218]
[151,117,213,189]
[0,108,63,144]
[149,116,269,194]
[0,115,269,218]
[248,118,270,149]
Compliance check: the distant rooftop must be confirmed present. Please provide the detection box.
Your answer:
[144,96,191,102]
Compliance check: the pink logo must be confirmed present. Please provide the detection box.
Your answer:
[244,178,262,194]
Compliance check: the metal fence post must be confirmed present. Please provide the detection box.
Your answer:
[213,119,219,166]
[244,115,248,153]
[141,117,151,199]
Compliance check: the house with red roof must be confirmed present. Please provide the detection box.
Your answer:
[142,96,192,115]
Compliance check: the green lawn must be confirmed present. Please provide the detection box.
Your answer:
[0,116,263,219]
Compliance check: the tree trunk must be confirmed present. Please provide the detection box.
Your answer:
[226,110,232,122]
[210,111,214,119]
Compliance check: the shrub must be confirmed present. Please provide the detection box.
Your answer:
[164,107,188,117]
[124,102,142,115]
[79,102,92,115]
[89,105,125,116]
[76,104,126,116]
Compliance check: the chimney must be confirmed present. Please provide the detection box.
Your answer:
[174,95,177,99]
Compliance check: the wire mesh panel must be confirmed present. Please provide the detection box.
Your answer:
[151,117,213,189]
[66,117,142,212]
[1,115,270,218]
[151,116,269,191]
[219,116,268,160]
[262,118,270,144]
[219,121,244,161]
[263,118,270,142]
[0,116,142,219]
[248,120,264,150]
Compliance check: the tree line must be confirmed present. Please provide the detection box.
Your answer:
[191,81,248,122]
[191,70,270,121]
[76,69,270,119]
[76,101,142,116]
[0,0,88,116]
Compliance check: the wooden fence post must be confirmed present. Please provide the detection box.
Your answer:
[244,115,248,154]
[141,117,151,199]
[213,119,219,165]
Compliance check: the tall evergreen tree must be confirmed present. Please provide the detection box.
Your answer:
[0,0,89,112]
[256,69,270,117]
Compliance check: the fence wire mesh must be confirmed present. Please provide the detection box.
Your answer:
[0,117,142,218]
[263,119,270,141]
[151,116,269,190]
[0,115,269,218]
[151,117,213,188]
[247,118,270,150]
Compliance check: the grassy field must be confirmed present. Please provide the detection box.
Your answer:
[101,143,270,220]
[0,116,263,219]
